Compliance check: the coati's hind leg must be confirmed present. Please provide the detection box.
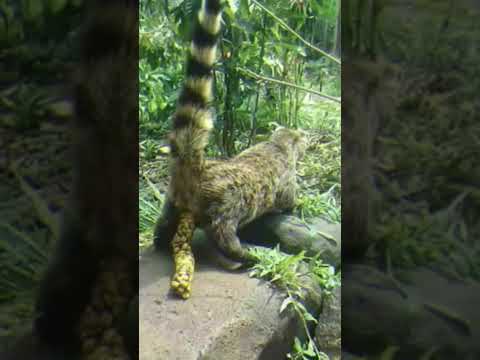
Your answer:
[154,201,196,299]
[170,212,196,299]
[208,222,257,265]
[153,199,180,251]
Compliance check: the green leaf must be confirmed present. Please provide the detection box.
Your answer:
[293,337,303,352]
[280,296,294,313]
[303,340,315,356]
[303,312,317,323]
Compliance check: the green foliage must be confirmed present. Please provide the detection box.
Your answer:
[249,246,340,360]
[0,0,83,46]
[139,7,183,138]
[0,169,58,337]
[140,139,161,162]
[138,177,164,248]
[249,246,308,294]
[1,84,47,131]
[295,99,341,223]
[296,187,340,223]
[299,90,341,132]
[248,245,340,302]
[288,337,330,360]
[309,254,340,297]
[139,191,162,235]
[139,0,340,147]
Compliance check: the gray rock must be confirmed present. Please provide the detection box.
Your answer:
[315,286,341,359]
[238,214,341,267]
[155,212,341,267]
[343,265,480,358]
[140,249,309,360]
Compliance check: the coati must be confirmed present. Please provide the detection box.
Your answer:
[154,0,308,299]
[33,1,138,358]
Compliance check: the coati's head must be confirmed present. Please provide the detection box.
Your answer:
[270,127,308,161]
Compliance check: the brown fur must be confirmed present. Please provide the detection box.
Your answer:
[156,127,307,298]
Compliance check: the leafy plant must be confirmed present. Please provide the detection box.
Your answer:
[249,246,340,359]
[288,337,330,360]
[140,139,160,161]
[296,186,341,223]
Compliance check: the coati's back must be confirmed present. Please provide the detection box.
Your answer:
[197,127,307,227]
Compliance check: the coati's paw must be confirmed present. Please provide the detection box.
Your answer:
[170,254,195,299]
[170,271,192,299]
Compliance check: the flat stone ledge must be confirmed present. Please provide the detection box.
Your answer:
[139,249,300,360]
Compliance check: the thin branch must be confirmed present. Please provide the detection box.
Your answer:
[238,67,341,104]
[251,0,341,65]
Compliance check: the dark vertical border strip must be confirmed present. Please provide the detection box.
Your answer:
[342,1,480,359]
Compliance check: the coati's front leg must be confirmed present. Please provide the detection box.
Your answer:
[209,221,257,265]
[34,217,99,346]
[170,213,195,299]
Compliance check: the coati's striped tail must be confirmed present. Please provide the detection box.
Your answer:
[169,0,222,171]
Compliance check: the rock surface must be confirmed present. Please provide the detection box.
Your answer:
[315,286,341,360]
[139,248,301,360]
[145,216,341,359]
[239,215,341,267]
[343,265,480,358]
[156,214,341,268]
